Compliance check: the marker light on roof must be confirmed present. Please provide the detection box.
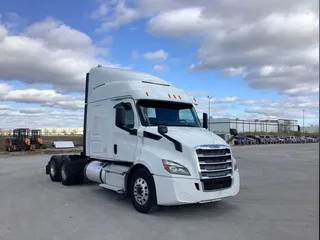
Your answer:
[146,92,149,96]
[168,94,171,98]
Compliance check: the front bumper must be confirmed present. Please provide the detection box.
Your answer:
[153,171,240,206]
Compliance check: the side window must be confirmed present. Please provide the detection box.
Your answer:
[115,102,135,129]
[123,105,134,128]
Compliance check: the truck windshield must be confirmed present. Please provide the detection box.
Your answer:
[137,100,201,127]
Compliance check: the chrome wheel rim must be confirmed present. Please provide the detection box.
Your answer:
[50,163,56,176]
[133,178,149,205]
[61,165,67,180]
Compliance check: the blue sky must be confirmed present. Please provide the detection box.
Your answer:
[0,0,318,129]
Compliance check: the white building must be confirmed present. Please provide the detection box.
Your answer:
[205,118,299,134]
[303,125,319,134]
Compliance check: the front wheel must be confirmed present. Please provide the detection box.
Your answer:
[130,168,159,214]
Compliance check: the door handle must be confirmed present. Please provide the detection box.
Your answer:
[114,144,117,155]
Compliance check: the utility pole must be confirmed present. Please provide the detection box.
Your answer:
[207,96,212,131]
[302,109,305,133]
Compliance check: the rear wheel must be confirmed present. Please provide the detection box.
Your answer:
[75,174,85,185]
[60,160,75,186]
[49,158,60,182]
[130,168,159,214]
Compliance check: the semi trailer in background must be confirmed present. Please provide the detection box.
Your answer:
[45,66,240,213]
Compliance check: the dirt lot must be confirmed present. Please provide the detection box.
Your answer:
[0,143,318,240]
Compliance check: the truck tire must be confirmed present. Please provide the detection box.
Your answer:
[60,158,76,186]
[75,174,85,185]
[129,168,159,214]
[49,157,61,182]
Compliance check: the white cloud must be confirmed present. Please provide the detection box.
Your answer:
[196,96,239,104]
[243,96,319,119]
[239,99,270,105]
[93,0,139,32]
[90,0,319,97]
[0,12,23,33]
[0,107,84,129]
[222,67,247,77]
[145,0,319,97]
[0,104,10,110]
[1,83,318,128]
[1,3,319,128]
[19,108,48,114]
[0,25,7,41]
[0,17,122,92]
[0,82,12,96]
[23,17,94,51]
[192,93,319,123]
[100,36,113,45]
[147,7,219,36]
[90,2,110,20]
[153,64,165,71]
[143,49,168,61]
[0,84,84,110]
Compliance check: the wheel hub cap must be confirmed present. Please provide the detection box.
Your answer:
[133,178,149,205]
[61,165,67,180]
[50,163,55,176]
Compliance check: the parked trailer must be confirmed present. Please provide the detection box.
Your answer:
[45,66,240,213]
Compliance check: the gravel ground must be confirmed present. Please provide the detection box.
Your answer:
[0,143,318,240]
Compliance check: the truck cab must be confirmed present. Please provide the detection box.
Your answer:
[46,66,240,213]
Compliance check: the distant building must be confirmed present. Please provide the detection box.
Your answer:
[303,125,319,134]
[202,118,299,134]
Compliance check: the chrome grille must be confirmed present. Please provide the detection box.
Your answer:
[195,145,233,191]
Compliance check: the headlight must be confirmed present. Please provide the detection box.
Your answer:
[162,160,191,176]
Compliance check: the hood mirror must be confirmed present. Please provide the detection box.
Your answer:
[158,125,168,134]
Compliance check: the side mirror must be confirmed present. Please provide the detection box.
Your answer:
[230,128,238,136]
[123,103,132,110]
[115,107,125,127]
[202,113,208,129]
[158,125,168,134]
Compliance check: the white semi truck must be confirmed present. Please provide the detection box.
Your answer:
[46,66,240,213]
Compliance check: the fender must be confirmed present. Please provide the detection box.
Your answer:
[124,162,153,196]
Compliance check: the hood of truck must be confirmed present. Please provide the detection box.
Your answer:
[167,127,229,148]
[146,126,229,149]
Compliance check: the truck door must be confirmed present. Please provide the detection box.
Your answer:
[112,98,139,163]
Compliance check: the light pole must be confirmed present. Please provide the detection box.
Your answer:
[207,96,212,131]
[302,109,305,133]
